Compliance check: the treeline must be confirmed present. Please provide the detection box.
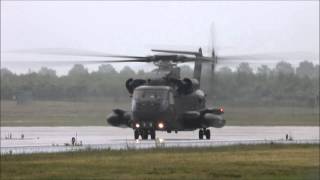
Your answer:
[1,61,319,106]
[201,61,319,106]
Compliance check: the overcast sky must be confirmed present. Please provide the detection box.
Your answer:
[1,1,319,75]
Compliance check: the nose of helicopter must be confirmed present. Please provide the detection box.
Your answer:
[132,100,169,128]
[133,118,167,130]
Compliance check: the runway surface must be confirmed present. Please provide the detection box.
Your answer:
[1,126,319,154]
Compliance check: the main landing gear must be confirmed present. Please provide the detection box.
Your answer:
[134,129,156,140]
[199,128,211,140]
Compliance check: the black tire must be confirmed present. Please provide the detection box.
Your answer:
[134,130,139,140]
[205,129,211,140]
[71,137,76,146]
[199,130,204,140]
[150,130,156,140]
[142,130,148,140]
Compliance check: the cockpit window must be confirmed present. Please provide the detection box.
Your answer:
[133,89,168,100]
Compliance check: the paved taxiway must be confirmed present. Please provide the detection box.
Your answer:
[1,126,319,154]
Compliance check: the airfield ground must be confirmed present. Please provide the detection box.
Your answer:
[1,144,319,180]
[1,101,319,179]
[1,100,319,126]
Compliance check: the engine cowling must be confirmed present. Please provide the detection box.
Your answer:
[125,79,146,94]
[177,78,200,95]
[202,113,225,128]
[106,109,131,127]
[180,111,201,128]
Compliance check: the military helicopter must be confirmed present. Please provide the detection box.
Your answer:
[6,41,310,140]
[105,47,226,140]
[5,45,226,140]
[6,45,273,140]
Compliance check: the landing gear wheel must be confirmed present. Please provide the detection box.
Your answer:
[142,130,148,140]
[205,129,211,140]
[134,130,139,140]
[150,130,156,140]
[199,129,204,140]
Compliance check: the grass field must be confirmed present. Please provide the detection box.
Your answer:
[1,100,319,126]
[1,144,319,180]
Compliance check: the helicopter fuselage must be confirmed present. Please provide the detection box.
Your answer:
[107,82,225,140]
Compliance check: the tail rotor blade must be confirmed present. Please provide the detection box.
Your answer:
[210,22,216,58]
[208,22,218,76]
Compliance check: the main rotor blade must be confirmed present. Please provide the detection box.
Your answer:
[217,52,319,61]
[152,49,201,56]
[4,48,145,59]
[216,60,297,65]
[2,59,151,65]
[98,59,151,63]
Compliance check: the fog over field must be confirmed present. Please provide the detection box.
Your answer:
[1,1,319,74]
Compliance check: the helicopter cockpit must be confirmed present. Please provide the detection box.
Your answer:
[133,89,166,100]
[131,86,174,113]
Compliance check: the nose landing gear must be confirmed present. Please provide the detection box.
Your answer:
[134,129,156,140]
[199,128,211,140]
[150,130,156,140]
[134,130,139,140]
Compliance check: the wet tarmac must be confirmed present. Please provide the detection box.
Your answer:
[1,126,319,154]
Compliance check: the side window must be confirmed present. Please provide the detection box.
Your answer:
[169,92,174,105]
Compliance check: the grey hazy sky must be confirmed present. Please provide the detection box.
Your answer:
[1,1,319,74]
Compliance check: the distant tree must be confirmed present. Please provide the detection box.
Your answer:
[136,70,146,78]
[237,63,253,74]
[68,64,88,76]
[272,61,298,104]
[218,66,233,75]
[257,65,272,77]
[235,63,255,100]
[296,61,314,78]
[65,64,90,100]
[1,68,16,99]
[1,60,318,106]
[97,64,117,74]
[119,66,135,77]
[210,66,236,101]
[1,68,14,76]
[38,67,57,77]
[274,61,294,75]
[314,64,320,79]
